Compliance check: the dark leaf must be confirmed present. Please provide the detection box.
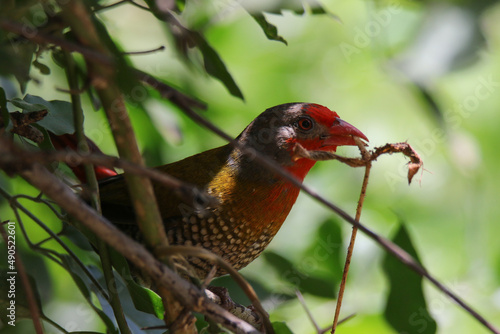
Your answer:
[59,222,95,252]
[272,321,294,334]
[22,94,75,135]
[33,59,51,75]
[382,223,437,334]
[250,14,288,45]
[59,255,119,334]
[110,248,165,319]
[9,97,46,112]
[141,1,244,99]
[195,32,244,100]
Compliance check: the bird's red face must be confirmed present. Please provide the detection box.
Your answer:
[289,104,368,153]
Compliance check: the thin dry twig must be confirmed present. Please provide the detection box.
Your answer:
[296,290,321,333]
[157,245,271,332]
[11,161,260,334]
[295,138,424,332]
[331,137,372,333]
[293,140,423,184]
[124,45,165,55]
[0,142,215,210]
[206,288,262,330]
[0,188,111,301]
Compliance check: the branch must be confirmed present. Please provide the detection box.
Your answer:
[57,0,167,250]
[0,18,207,112]
[331,137,371,333]
[0,148,260,334]
[157,246,272,333]
[293,141,423,184]
[0,146,214,210]
[159,111,498,333]
[63,50,132,334]
[2,13,497,334]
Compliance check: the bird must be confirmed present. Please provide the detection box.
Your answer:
[52,102,367,278]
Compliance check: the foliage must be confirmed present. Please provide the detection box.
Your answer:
[1,0,500,333]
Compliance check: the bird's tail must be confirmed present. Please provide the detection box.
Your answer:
[49,133,118,183]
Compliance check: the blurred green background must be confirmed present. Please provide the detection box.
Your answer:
[2,0,500,333]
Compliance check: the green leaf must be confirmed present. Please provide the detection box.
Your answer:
[382,223,437,334]
[272,321,294,334]
[59,255,119,334]
[33,59,51,75]
[91,17,148,109]
[59,222,95,252]
[23,94,75,135]
[251,14,288,45]
[9,97,46,112]
[110,248,165,319]
[195,32,244,100]
[141,1,244,100]
[263,251,336,298]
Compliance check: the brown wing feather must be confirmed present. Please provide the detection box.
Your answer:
[98,144,232,227]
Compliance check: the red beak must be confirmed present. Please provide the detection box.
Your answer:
[321,118,368,149]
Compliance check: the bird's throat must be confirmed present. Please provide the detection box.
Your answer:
[285,158,317,182]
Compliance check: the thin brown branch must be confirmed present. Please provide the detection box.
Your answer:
[0,188,111,301]
[0,145,214,210]
[161,111,498,333]
[206,288,262,330]
[124,45,165,55]
[2,159,260,333]
[331,137,371,333]
[293,140,423,184]
[321,314,355,333]
[63,49,132,334]
[157,245,272,333]
[0,18,206,112]
[296,290,321,333]
[0,220,44,334]
[57,0,168,249]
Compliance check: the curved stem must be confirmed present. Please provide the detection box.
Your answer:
[331,161,371,333]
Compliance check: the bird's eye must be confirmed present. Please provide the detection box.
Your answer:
[297,117,313,131]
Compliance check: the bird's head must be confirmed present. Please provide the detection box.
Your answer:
[237,103,368,180]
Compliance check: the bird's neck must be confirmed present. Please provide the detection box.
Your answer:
[210,152,316,232]
[284,158,316,182]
